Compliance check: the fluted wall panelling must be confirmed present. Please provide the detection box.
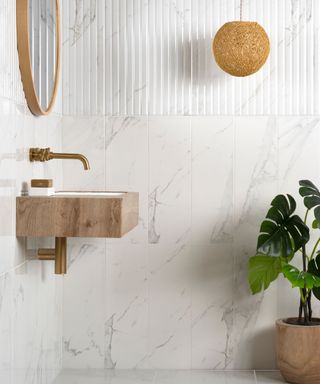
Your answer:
[62,0,320,116]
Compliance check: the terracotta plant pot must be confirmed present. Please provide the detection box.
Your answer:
[276,319,320,384]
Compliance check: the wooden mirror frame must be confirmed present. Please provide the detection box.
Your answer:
[16,0,61,116]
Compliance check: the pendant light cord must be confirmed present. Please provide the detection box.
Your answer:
[240,0,243,21]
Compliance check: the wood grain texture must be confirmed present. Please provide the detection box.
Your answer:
[276,319,320,384]
[16,192,139,238]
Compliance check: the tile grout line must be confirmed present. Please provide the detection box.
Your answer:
[104,114,108,369]
[189,115,192,369]
[231,115,236,370]
[146,113,150,368]
[56,111,320,118]
[152,370,158,384]
[253,369,258,383]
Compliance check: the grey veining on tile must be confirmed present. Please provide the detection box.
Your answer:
[278,117,320,195]
[235,117,278,229]
[191,117,234,245]
[63,239,106,369]
[68,0,97,46]
[148,117,191,245]
[191,245,233,369]
[104,314,116,369]
[232,117,278,370]
[146,244,192,369]
[105,244,148,369]
[148,187,161,244]
[106,117,148,244]
[209,169,234,244]
[221,303,234,369]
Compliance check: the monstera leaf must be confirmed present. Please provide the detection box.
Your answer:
[257,194,309,259]
[248,194,310,295]
[308,254,320,300]
[299,180,320,227]
[283,264,320,290]
[248,256,282,294]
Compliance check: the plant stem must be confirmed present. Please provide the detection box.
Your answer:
[302,245,309,324]
[303,298,308,324]
[298,298,303,323]
[304,209,310,224]
[308,292,312,322]
[311,237,320,260]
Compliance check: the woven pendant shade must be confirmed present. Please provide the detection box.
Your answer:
[212,21,270,77]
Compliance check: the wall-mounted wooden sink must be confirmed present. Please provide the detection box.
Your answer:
[16,191,139,274]
[17,191,139,238]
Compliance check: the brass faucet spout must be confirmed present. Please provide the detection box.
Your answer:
[48,152,90,170]
[29,148,90,170]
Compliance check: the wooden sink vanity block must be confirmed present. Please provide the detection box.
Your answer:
[16,192,139,274]
[17,191,139,238]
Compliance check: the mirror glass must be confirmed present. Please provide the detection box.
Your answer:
[28,0,58,111]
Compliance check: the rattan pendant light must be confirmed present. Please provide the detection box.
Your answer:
[212,0,270,77]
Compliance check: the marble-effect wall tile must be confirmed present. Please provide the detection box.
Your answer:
[191,244,233,369]
[62,117,105,190]
[105,244,148,369]
[0,273,13,373]
[278,117,320,204]
[12,262,62,384]
[0,1,25,105]
[0,100,19,274]
[232,117,278,369]
[147,244,192,369]
[106,117,148,244]
[63,239,106,369]
[61,114,320,370]
[191,117,234,244]
[148,117,191,245]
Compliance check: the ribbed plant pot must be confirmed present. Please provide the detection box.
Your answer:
[276,319,320,384]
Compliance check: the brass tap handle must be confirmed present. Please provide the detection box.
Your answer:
[29,147,51,162]
[29,148,90,170]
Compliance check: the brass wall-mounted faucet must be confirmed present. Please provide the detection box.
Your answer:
[29,148,90,170]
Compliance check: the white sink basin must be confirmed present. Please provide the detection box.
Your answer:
[54,191,126,197]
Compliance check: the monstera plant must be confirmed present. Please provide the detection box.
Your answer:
[248,180,320,325]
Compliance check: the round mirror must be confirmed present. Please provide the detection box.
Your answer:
[16,0,61,116]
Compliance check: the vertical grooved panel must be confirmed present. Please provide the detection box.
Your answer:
[62,0,320,116]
